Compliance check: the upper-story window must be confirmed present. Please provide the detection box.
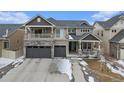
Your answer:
[56,29,60,37]
[37,18,41,22]
[68,28,76,34]
[112,29,116,33]
[81,29,83,32]
[97,32,99,36]
[101,30,103,36]
[4,40,9,49]
[82,29,90,32]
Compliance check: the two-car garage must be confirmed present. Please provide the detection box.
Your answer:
[26,46,51,58]
[26,45,66,58]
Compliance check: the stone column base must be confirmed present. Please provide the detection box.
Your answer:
[78,49,82,55]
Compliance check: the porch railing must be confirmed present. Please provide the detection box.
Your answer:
[25,33,53,39]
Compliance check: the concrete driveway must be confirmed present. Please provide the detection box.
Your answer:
[0,59,69,82]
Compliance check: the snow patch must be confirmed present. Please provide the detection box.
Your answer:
[56,59,72,80]
[117,60,124,67]
[80,61,88,66]
[12,56,24,67]
[13,56,24,65]
[0,56,24,69]
[69,35,73,40]
[84,71,88,75]
[100,55,106,63]
[0,58,14,69]
[82,67,86,70]
[107,63,124,77]
[71,58,82,61]
[88,76,94,82]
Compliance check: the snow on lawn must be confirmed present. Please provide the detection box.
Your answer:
[88,76,94,82]
[80,60,88,66]
[12,56,24,65]
[71,58,82,61]
[107,63,124,77]
[0,58,14,69]
[117,60,124,67]
[0,56,24,69]
[56,59,72,80]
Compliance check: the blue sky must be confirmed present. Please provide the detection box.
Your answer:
[0,11,124,24]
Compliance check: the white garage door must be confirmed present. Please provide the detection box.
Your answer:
[120,49,124,59]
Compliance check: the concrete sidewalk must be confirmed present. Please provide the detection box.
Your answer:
[72,62,86,82]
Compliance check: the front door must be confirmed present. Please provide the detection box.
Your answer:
[69,42,77,53]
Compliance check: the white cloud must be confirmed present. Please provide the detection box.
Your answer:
[92,11,121,21]
[0,12,30,24]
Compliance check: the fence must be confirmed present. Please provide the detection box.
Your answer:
[2,49,23,59]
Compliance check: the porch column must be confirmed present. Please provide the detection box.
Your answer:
[98,42,101,51]
[51,42,54,58]
[51,27,54,38]
[117,44,119,59]
[78,40,82,55]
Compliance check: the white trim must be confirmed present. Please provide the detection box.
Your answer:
[23,15,55,27]
[26,25,54,27]
[80,21,90,26]
[81,40,100,42]
[81,33,102,42]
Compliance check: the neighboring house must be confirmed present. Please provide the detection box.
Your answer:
[109,29,124,59]
[0,24,24,59]
[93,14,124,59]
[24,15,101,58]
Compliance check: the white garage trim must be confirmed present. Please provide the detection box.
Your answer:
[120,49,124,59]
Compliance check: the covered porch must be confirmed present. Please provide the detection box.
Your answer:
[68,33,102,58]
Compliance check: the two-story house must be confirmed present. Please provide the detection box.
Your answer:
[93,14,124,59]
[0,24,24,59]
[24,15,101,58]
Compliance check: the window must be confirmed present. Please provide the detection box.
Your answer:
[83,29,89,32]
[4,40,9,49]
[112,29,116,33]
[101,31,103,36]
[97,32,99,35]
[37,18,41,22]
[17,40,19,44]
[56,29,60,37]
[81,29,83,32]
[68,28,76,34]
[83,29,86,32]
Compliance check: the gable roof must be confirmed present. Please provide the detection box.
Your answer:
[110,29,124,43]
[47,17,93,28]
[69,33,101,41]
[24,16,55,26]
[0,24,22,38]
[82,34,100,41]
[95,14,124,29]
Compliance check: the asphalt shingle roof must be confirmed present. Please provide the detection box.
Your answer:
[47,17,93,28]
[0,24,22,38]
[96,14,124,29]
[110,29,124,43]
[69,33,89,40]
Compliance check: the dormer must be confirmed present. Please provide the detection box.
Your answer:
[80,22,89,27]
